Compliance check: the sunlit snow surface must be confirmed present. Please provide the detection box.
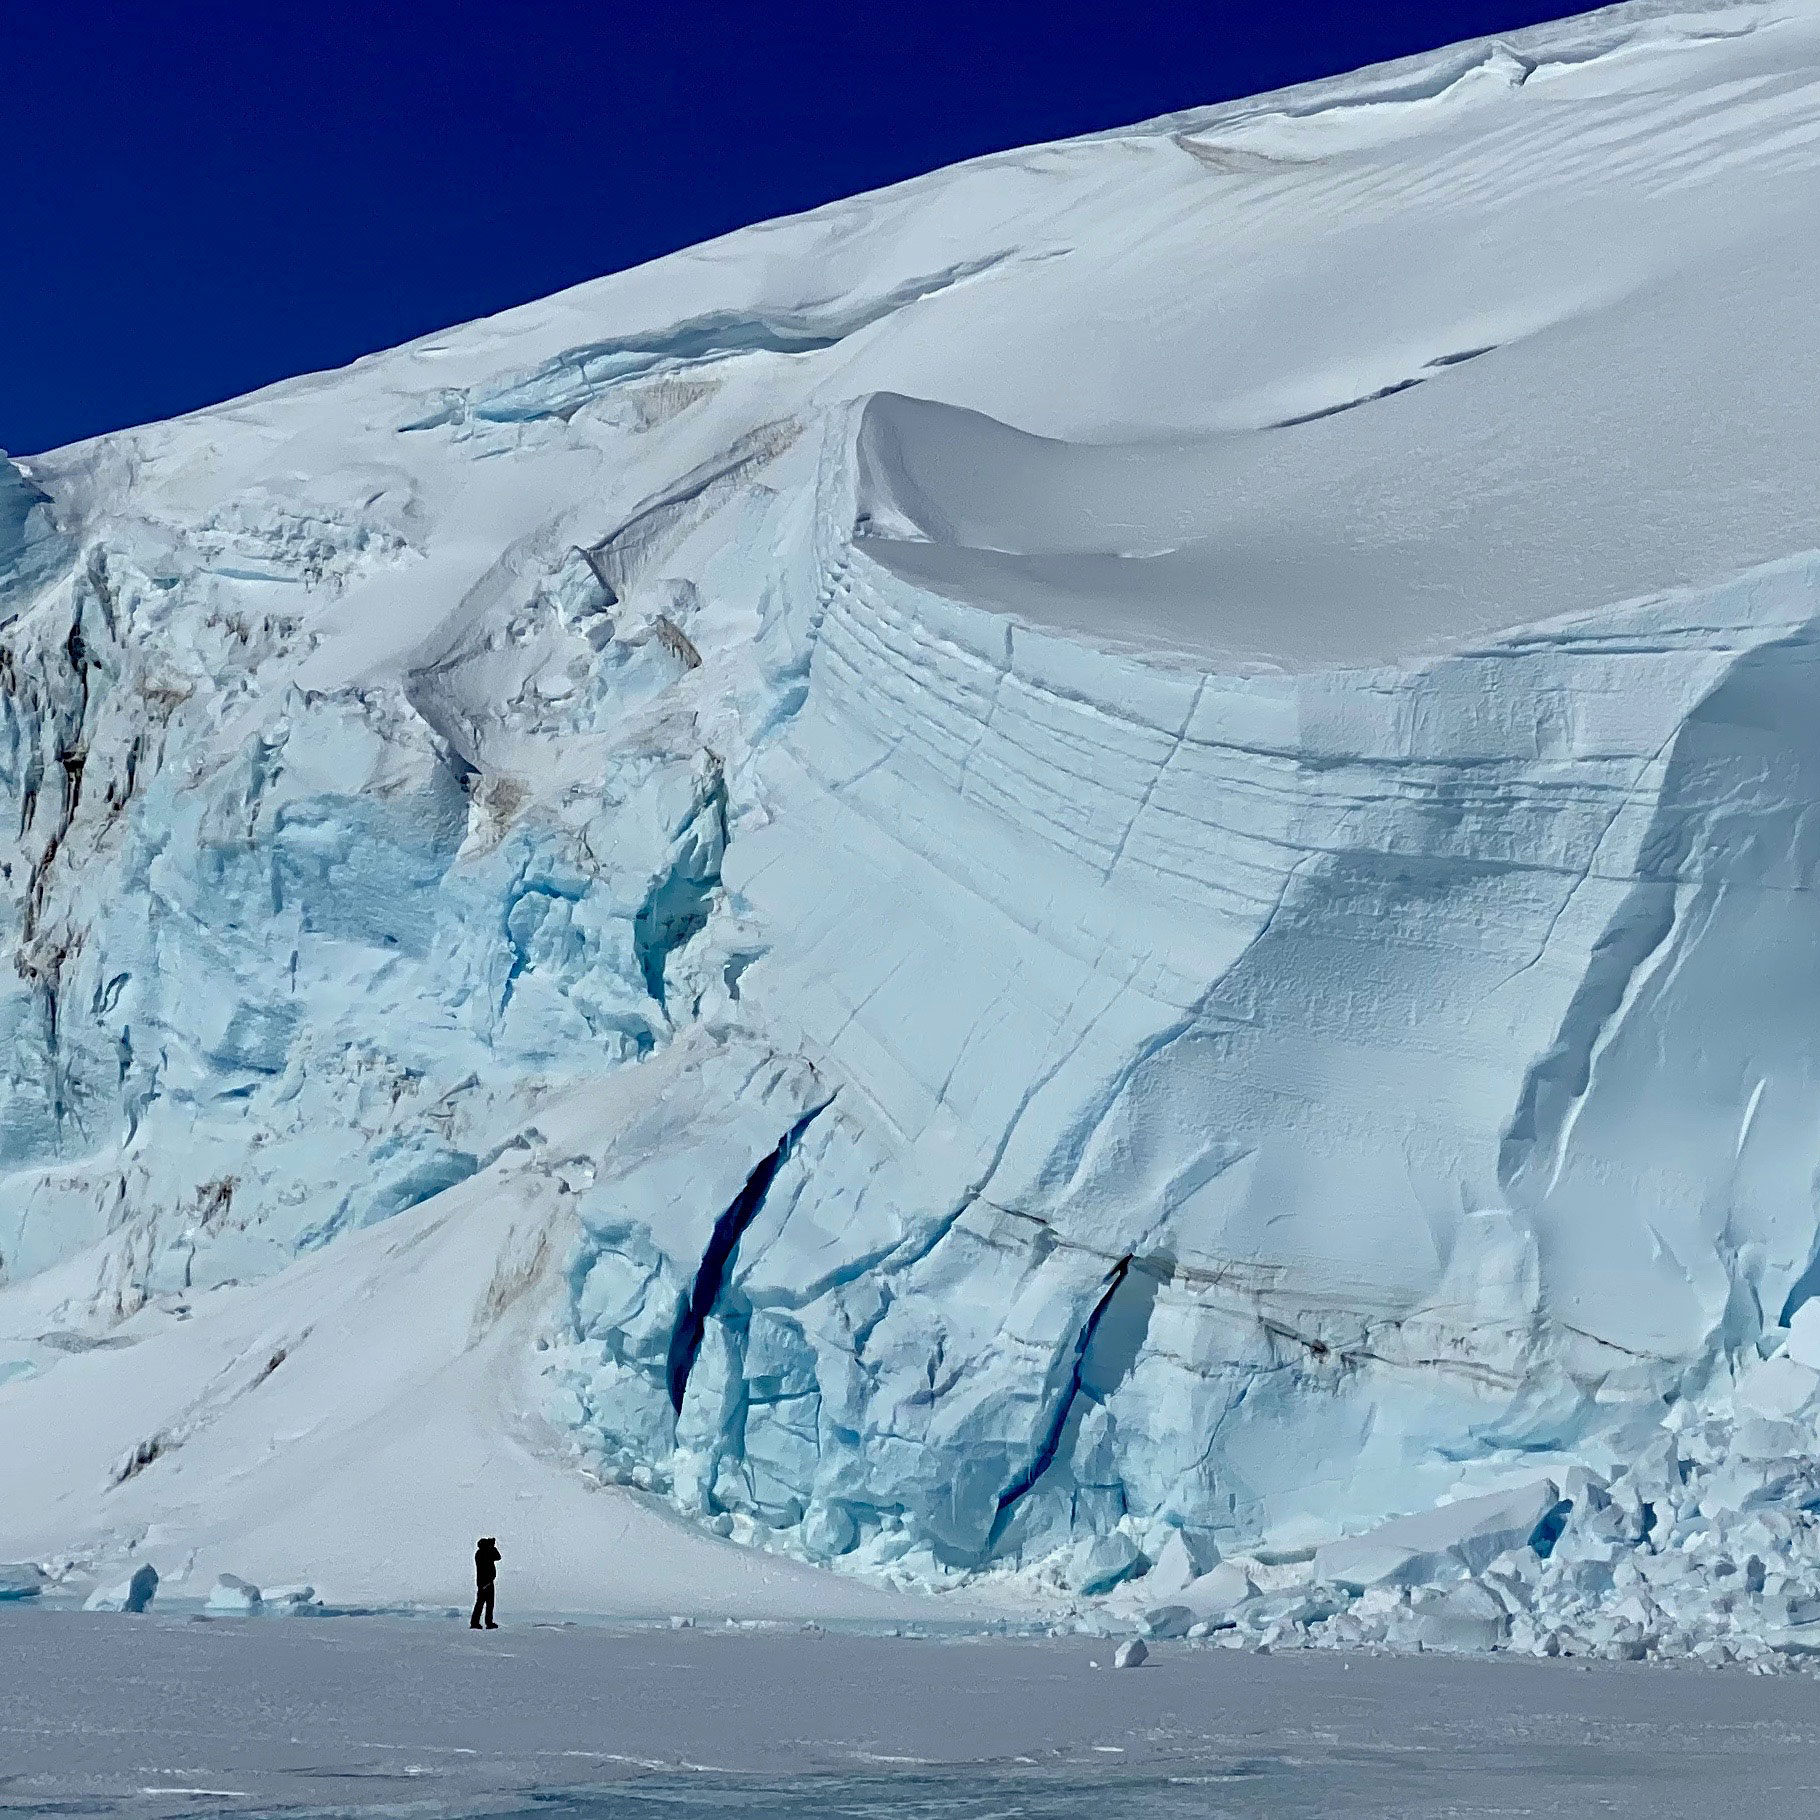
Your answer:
[7,0,1820,1659]
[5,1614,1817,1819]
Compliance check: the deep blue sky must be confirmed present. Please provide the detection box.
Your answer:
[6,1,1575,455]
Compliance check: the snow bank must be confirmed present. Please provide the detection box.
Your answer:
[6,0,1820,1653]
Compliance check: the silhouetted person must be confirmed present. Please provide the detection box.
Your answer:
[471,1536,500,1629]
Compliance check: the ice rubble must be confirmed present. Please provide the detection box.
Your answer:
[84,1564,158,1613]
[6,0,1820,1653]
[0,1560,47,1600]
[1104,1305,1820,1664]
[205,1573,263,1614]
[196,1572,315,1614]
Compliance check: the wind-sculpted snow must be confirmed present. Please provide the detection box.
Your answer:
[8,0,1820,1658]
[400,254,1038,433]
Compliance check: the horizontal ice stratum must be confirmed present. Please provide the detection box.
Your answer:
[10,0,1820,1660]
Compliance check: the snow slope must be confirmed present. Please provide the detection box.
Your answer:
[7,0,1820,1648]
[0,1054,980,1618]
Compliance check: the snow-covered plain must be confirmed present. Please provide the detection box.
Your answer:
[8,0,1820,1661]
[7,1610,1820,1819]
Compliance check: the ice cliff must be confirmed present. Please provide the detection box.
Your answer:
[8,0,1820,1653]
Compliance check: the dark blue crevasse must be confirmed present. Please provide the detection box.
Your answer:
[401,255,1019,429]
[666,1104,827,1414]
[1528,1498,1572,1559]
[1782,1257,1820,1330]
[634,773,728,1010]
[988,1255,1133,1545]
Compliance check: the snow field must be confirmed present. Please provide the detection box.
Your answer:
[8,1610,1820,1818]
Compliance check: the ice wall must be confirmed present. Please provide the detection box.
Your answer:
[0,500,718,1300]
[540,402,1820,1584]
[0,456,71,614]
[6,0,1820,1627]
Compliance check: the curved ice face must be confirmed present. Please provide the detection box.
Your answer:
[6,0,1820,1610]
[543,403,1820,1578]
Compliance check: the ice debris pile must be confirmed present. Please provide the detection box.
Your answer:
[6,0,1820,1649]
[1103,1306,1820,1664]
[1,1561,48,1601]
[202,1574,317,1615]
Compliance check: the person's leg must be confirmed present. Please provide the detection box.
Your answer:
[470,1589,484,1628]
[483,1583,497,1628]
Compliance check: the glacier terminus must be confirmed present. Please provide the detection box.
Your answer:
[7,0,1820,1664]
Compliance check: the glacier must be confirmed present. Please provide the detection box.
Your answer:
[8,0,1820,1659]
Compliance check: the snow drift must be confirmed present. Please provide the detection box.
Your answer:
[7,0,1820,1655]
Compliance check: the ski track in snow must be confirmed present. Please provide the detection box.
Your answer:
[5,0,1820,1670]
